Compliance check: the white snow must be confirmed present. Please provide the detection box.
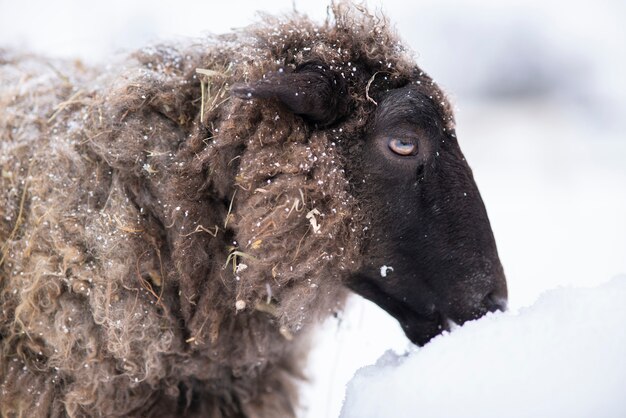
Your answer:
[379,265,393,277]
[341,277,626,418]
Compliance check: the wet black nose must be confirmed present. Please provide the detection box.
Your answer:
[483,291,508,313]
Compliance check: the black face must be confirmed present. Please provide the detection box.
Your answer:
[234,63,507,346]
[346,86,508,345]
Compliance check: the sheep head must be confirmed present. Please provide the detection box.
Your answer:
[232,62,507,346]
[346,85,508,345]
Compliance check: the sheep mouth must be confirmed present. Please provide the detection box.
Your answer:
[396,302,453,346]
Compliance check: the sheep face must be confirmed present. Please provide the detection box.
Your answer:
[234,60,506,346]
[346,85,508,346]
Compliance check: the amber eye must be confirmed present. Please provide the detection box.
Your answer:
[388,138,418,156]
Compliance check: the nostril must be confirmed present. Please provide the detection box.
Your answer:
[483,292,508,313]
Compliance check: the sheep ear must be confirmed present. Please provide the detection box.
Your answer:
[231,61,350,126]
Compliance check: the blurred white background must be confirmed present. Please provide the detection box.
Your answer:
[2,1,625,417]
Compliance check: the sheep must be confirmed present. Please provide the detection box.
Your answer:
[0,3,507,417]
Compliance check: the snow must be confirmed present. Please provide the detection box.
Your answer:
[379,265,393,277]
[341,277,626,418]
[1,1,625,417]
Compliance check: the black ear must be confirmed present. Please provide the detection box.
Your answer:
[231,61,350,127]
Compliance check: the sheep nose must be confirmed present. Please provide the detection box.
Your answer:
[483,291,508,313]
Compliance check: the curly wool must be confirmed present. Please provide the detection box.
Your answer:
[0,3,451,417]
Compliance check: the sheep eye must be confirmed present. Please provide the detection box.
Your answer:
[388,138,418,156]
